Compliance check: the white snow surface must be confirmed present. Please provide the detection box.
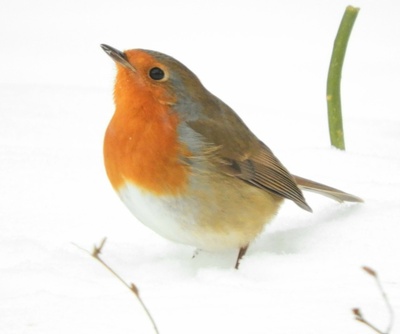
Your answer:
[1,1,400,333]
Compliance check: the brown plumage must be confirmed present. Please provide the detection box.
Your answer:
[101,44,363,269]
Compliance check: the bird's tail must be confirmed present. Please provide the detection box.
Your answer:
[293,175,363,203]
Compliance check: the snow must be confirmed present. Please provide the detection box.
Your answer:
[1,0,400,333]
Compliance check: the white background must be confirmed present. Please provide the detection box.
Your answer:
[1,0,399,333]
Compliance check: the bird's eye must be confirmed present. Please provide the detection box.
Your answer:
[149,67,165,81]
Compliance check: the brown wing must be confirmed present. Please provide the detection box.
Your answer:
[221,142,312,212]
[184,96,312,212]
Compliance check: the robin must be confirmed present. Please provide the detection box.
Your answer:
[101,44,362,269]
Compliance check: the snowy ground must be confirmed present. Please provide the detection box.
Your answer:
[1,1,400,333]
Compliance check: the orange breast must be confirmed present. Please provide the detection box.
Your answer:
[104,67,190,195]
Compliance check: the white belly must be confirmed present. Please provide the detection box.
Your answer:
[117,182,210,250]
[116,177,281,252]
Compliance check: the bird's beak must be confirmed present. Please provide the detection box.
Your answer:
[101,44,136,72]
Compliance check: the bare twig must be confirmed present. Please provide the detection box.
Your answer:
[353,308,386,334]
[74,238,160,334]
[352,266,394,334]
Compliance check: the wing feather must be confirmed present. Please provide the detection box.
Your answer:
[183,97,308,212]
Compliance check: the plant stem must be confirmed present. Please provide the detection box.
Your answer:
[73,239,160,334]
[326,5,360,150]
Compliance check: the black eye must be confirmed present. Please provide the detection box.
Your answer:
[149,67,165,80]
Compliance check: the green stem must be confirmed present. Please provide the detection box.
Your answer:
[326,5,360,150]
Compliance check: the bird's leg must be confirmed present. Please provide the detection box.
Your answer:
[235,245,249,269]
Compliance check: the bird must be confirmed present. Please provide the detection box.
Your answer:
[101,44,363,269]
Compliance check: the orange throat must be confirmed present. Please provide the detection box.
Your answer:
[104,85,189,195]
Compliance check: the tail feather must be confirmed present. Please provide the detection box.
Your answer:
[293,175,363,203]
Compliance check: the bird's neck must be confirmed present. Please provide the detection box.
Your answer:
[103,99,190,195]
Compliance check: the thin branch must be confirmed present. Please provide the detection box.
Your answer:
[74,238,160,334]
[352,266,394,334]
[353,308,386,334]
